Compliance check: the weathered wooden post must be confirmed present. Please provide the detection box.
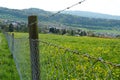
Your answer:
[12,33,14,55]
[28,15,40,80]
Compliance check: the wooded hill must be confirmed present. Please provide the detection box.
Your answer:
[62,11,120,20]
[0,7,120,31]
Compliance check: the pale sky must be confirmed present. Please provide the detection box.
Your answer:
[0,0,120,16]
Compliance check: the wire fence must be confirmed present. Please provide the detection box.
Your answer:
[1,0,120,79]
[2,31,120,80]
[3,32,31,80]
[39,40,120,80]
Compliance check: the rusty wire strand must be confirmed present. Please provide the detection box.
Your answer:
[3,32,120,68]
[28,0,86,26]
[48,0,86,18]
[2,31,120,79]
[39,40,120,68]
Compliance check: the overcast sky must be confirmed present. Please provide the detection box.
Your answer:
[0,0,120,16]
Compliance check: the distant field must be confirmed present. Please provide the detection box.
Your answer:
[14,32,120,64]
[12,32,120,79]
[40,34,120,63]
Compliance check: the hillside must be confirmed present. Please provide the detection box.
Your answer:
[62,11,120,20]
[0,7,120,31]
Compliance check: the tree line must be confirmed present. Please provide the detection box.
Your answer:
[0,22,118,38]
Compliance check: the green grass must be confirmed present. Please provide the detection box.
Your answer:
[0,33,20,80]
[39,34,120,63]
[39,34,120,79]
[12,32,120,79]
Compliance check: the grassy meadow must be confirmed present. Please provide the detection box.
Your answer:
[12,32,120,80]
[14,32,120,63]
[40,34,120,63]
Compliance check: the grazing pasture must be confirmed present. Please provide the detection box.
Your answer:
[10,32,120,80]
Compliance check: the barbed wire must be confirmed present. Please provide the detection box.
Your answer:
[2,31,120,79]
[2,31,120,68]
[28,0,86,26]
[39,39,120,79]
[48,0,86,18]
[38,39,120,68]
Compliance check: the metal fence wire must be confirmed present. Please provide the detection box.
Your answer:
[3,32,120,80]
[3,32,31,80]
[39,40,120,80]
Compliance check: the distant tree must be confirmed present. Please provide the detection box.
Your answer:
[49,27,61,34]
[116,35,120,38]
[70,30,75,36]
[9,23,14,32]
[56,29,60,34]
[61,29,66,35]
[79,31,87,36]
[49,27,55,33]
[0,24,5,30]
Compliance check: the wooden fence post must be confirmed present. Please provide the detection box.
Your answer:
[28,15,40,80]
[12,33,14,55]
